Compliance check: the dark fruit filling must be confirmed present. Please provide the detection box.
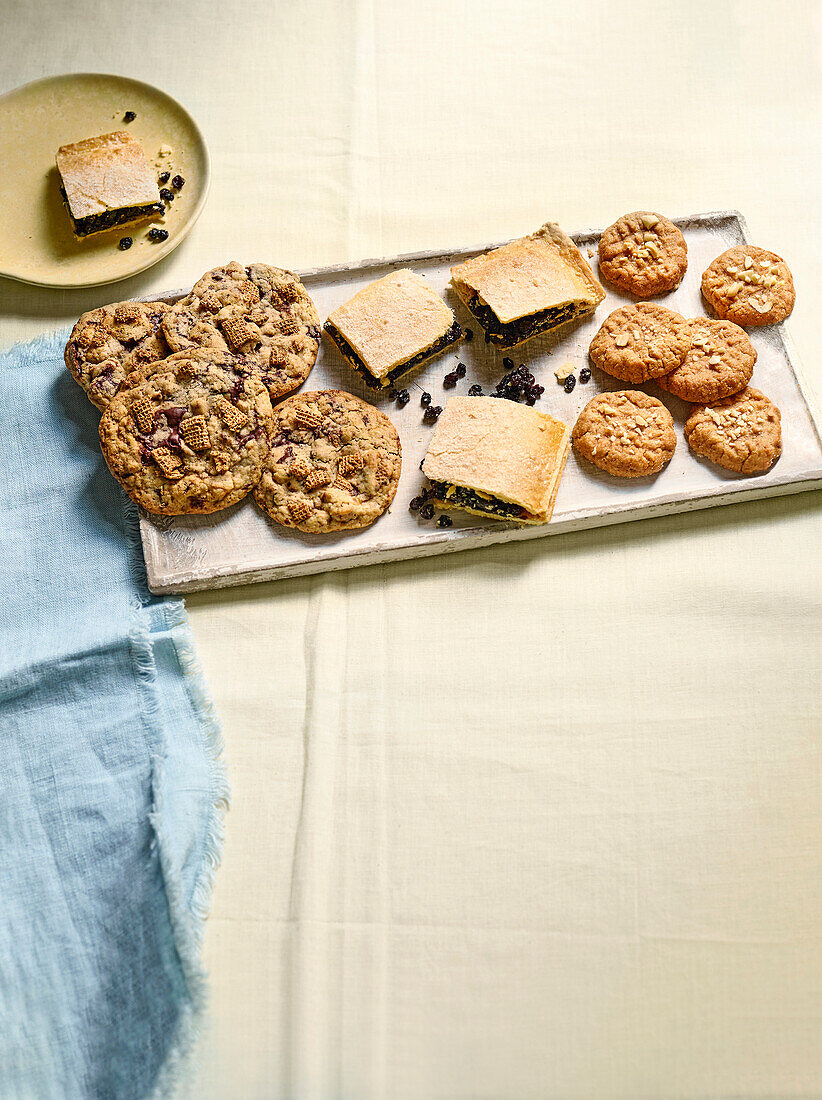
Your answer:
[428,480,528,520]
[423,405,442,425]
[579,367,591,384]
[158,172,171,184]
[324,319,463,388]
[396,389,410,407]
[148,228,169,242]
[443,371,458,388]
[123,111,136,123]
[159,188,174,203]
[464,328,473,342]
[421,392,432,406]
[437,515,453,528]
[118,237,133,250]
[455,363,467,378]
[172,175,185,189]
[564,375,576,393]
[419,502,435,520]
[465,293,586,348]
[468,384,484,396]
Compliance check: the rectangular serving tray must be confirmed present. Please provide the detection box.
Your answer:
[139,211,822,593]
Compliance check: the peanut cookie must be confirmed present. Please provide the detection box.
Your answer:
[65,300,171,410]
[254,390,401,533]
[657,318,755,403]
[684,387,781,474]
[598,211,688,298]
[99,349,272,515]
[701,245,795,326]
[572,390,676,478]
[163,262,321,403]
[589,303,691,383]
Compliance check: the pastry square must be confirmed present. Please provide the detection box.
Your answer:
[422,396,570,524]
[324,269,462,388]
[55,131,163,238]
[450,222,605,348]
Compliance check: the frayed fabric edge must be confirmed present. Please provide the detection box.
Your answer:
[122,496,229,1100]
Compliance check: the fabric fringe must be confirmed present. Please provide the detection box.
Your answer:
[121,496,230,1099]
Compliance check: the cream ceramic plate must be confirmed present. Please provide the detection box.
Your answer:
[0,73,210,288]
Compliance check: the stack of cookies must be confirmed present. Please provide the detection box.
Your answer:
[65,262,402,532]
[572,213,792,477]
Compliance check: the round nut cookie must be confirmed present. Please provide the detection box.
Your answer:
[162,261,321,403]
[589,302,691,383]
[657,317,756,403]
[684,387,781,474]
[99,350,273,515]
[254,390,401,533]
[572,390,676,478]
[65,300,171,410]
[598,211,687,298]
[701,245,795,326]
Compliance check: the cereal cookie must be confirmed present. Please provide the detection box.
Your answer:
[572,390,676,478]
[657,318,756,403]
[701,246,795,326]
[589,303,691,383]
[684,387,781,474]
[99,349,272,515]
[163,261,321,403]
[598,211,687,298]
[65,300,171,410]
[254,390,401,533]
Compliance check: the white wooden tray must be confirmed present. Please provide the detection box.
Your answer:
[139,211,822,593]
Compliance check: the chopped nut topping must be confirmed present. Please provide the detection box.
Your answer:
[639,213,659,229]
[708,354,722,365]
[726,281,742,296]
[614,333,630,347]
[744,255,753,269]
[554,361,575,381]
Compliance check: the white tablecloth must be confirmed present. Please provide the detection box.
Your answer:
[3,2,822,1096]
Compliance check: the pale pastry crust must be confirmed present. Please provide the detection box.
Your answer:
[421,396,570,523]
[325,270,456,380]
[56,131,161,219]
[450,222,605,324]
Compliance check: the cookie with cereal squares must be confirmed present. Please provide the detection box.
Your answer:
[701,245,795,326]
[684,387,781,473]
[99,349,273,515]
[598,211,688,298]
[572,390,676,478]
[162,261,321,402]
[65,300,171,410]
[589,302,691,383]
[254,390,401,533]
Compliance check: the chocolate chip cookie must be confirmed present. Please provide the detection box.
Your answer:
[163,261,321,402]
[572,390,676,477]
[701,245,795,326]
[684,387,782,474]
[598,211,687,298]
[589,303,691,383]
[254,390,401,533]
[65,300,171,410]
[99,349,273,515]
[657,318,756,403]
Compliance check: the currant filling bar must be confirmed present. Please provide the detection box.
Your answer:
[324,269,462,388]
[449,221,605,348]
[55,131,164,238]
[421,395,570,524]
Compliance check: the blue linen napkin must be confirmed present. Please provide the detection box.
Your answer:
[0,329,228,1099]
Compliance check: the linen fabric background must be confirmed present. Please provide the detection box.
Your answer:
[2,1,822,1097]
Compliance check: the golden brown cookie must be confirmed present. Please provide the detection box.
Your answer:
[99,350,273,515]
[657,318,756,403]
[684,387,782,474]
[163,262,321,403]
[572,390,676,478]
[254,390,401,533]
[701,245,795,326]
[65,301,171,410]
[589,303,691,383]
[598,211,687,298]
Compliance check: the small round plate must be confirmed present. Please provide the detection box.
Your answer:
[0,73,210,288]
